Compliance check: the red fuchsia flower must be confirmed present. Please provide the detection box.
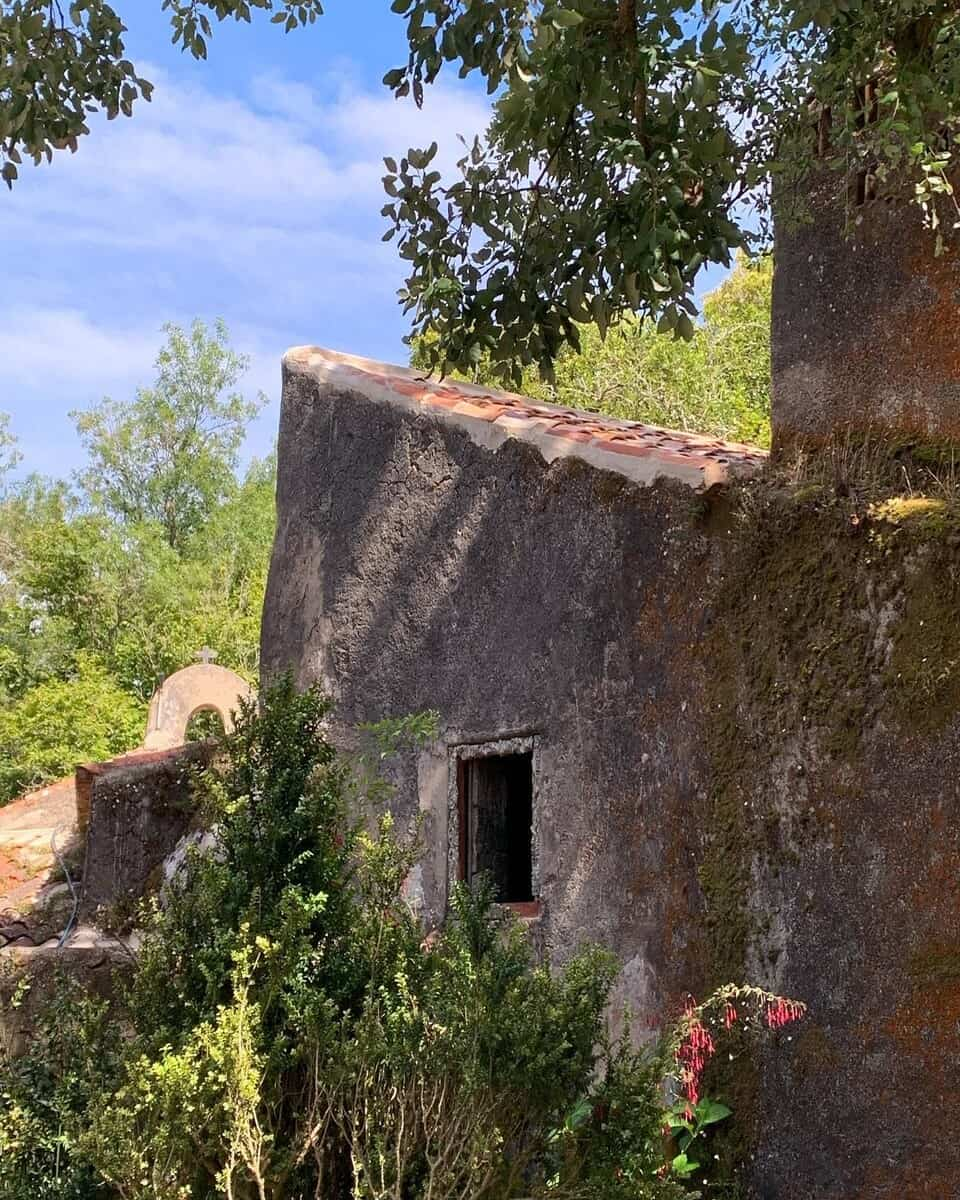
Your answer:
[676,1012,717,1104]
[723,1003,738,1030]
[765,998,804,1030]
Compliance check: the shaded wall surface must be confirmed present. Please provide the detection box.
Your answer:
[262,351,960,1199]
[78,744,209,921]
[773,172,960,448]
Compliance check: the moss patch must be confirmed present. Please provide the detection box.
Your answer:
[909,942,960,985]
[869,495,960,540]
[699,492,876,983]
[871,495,948,523]
[699,478,960,984]
[884,542,960,731]
[690,453,960,1190]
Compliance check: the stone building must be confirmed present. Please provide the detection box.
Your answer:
[263,346,960,1199]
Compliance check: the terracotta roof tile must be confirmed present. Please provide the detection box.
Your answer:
[283,347,768,490]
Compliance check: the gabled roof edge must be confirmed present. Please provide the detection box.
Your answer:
[283,346,767,490]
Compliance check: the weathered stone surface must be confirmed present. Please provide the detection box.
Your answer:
[773,172,960,449]
[78,744,210,922]
[262,349,960,1197]
[0,930,131,1058]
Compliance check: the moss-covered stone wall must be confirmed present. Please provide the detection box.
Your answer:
[263,358,960,1198]
[696,479,960,1198]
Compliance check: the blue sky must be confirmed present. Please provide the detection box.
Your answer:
[3,4,492,476]
[3,4,729,478]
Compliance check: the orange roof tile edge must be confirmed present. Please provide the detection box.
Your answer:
[283,347,767,490]
[77,745,194,776]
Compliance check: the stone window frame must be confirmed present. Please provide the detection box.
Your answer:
[446,734,542,919]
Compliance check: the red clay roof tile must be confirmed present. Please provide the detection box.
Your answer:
[284,347,767,490]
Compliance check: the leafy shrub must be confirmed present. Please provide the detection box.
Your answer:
[0,678,800,1199]
[0,652,145,804]
[0,969,120,1200]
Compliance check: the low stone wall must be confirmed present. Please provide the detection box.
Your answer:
[2,743,210,1056]
[0,933,131,1059]
[77,743,210,924]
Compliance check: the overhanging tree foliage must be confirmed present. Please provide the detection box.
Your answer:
[2,1,958,379]
[415,252,773,444]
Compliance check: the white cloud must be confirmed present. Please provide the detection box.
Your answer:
[0,308,159,393]
[7,65,490,245]
[0,306,284,476]
[3,62,491,475]
[253,72,489,173]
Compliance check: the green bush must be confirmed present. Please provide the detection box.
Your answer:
[0,679,798,1199]
[0,653,145,803]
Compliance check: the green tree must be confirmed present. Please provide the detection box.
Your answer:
[0,323,274,803]
[549,253,772,445]
[0,651,145,801]
[71,320,265,552]
[0,479,85,705]
[0,414,19,489]
[4,2,957,379]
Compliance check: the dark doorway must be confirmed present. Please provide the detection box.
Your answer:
[458,752,533,903]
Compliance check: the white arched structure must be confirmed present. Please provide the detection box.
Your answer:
[142,664,256,750]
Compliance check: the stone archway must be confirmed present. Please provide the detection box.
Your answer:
[142,664,256,750]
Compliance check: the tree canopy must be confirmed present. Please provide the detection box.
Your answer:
[0,321,272,803]
[416,252,773,445]
[72,319,265,552]
[3,1,957,379]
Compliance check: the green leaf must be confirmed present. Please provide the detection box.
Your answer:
[551,9,585,28]
[564,1098,593,1130]
[666,1111,693,1130]
[671,1153,700,1177]
[697,1099,732,1126]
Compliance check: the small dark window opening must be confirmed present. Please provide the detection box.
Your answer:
[458,752,533,903]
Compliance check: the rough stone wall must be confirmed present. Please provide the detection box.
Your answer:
[262,358,960,1198]
[78,744,210,922]
[700,496,960,1199]
[772,172,960,449]
[2,747,209,1056]
[263,359,714,1013]
[0,935,130,1059]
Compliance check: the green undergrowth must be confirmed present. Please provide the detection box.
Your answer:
[1,677,701,1200]
[910,943,960,986]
